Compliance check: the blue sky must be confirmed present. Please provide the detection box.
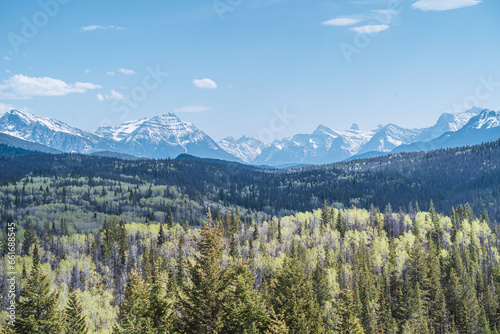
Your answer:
[1,0,499,141]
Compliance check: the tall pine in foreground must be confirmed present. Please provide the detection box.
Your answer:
[16,253,63,333]
[270,253,324,333]
[178,212,232,333]
[114,269,153,333]
[223,264,270,333]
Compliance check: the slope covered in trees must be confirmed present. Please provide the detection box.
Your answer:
[1,203,500,333]
[1,139,500,230]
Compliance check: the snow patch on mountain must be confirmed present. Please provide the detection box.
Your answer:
[0,109,114,153]
[218,136,268,163]
[96,118,148,141]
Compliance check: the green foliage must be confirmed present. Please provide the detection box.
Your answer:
[16,265,63,333]
[2,199,500,334]
[270,254,323,333]
[178,217,232,332]
[65,291,89,334]
[333,289,365,334]
[21,220,36,256]
[114,269,154,333]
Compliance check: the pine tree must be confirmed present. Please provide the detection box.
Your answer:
[21,220,37,256]
[233,208,242,234]
[149,270,176,332]
[32,243,40,268]
[333,289,365,334]
[271,254,323,333]
[114,269,153,333]
[229,233,240,259]
[70,264,80,292]
[265,309,289,334]
[157,221,166,246]
[176,235,186,287]
[253,225,259,241]
[224,264,270,332]
[321,200,329,230]
[65,291,89,334]
[312,260,329,308]
[178,213,233,333]
[224,210,232,237]
[427,239,447,333]
[375,283,395,334]
[406,282,430,333]
[17,265,63,333]
[337,211,346,238]
[167,210,174,229]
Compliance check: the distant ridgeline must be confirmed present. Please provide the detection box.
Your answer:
[0,138,499,231]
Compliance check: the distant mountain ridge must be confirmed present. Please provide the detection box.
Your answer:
[0,107,498,165]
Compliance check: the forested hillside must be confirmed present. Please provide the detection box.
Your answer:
[1,138,500,232]
[1,203,499,333]
[1,140,500,333]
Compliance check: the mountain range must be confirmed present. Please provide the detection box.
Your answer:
[0,107,499,166]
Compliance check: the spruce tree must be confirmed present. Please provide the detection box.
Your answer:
[114,269,153,333]
[336,211,346,238]
[157,221,165,246]
[17,265,63,333]
[321,200,329,230]
[178,213,232,333]
[427,239,447,333]
[149,270,176,332]
[22,220,37,256]
[229,233,240,259]
[167,210,174,229]
[175,235,186,287]
[270,254,323,333]
[333,289,365,334]
[65,291,89,334]
[224,264,270,332]
[265,309,289,334]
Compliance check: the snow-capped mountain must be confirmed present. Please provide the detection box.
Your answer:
[218,136,269,163]
[392,109,500,154]
[2,107,500,166]
[415,109,478,142]
[0,109,116,153]
[355,124,421,156]
[252,124,374,165]
[95,118,148,141]
[229,108,489,165]
[96,113,237,160]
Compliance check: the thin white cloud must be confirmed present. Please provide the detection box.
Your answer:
[97,89,123,101]
[106,71,115,76]
[4,56,10,60]
[81,25,126,31]
[193,78,218,89]
[5,70,11,74]
[372,9,399,15]
[350,24,390,34]
[118,68,136,75]
[0,74,101,99]
[84,69,90,74]
[174,105,212,113]
[322,17,363,26]
[412,0,481,11]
